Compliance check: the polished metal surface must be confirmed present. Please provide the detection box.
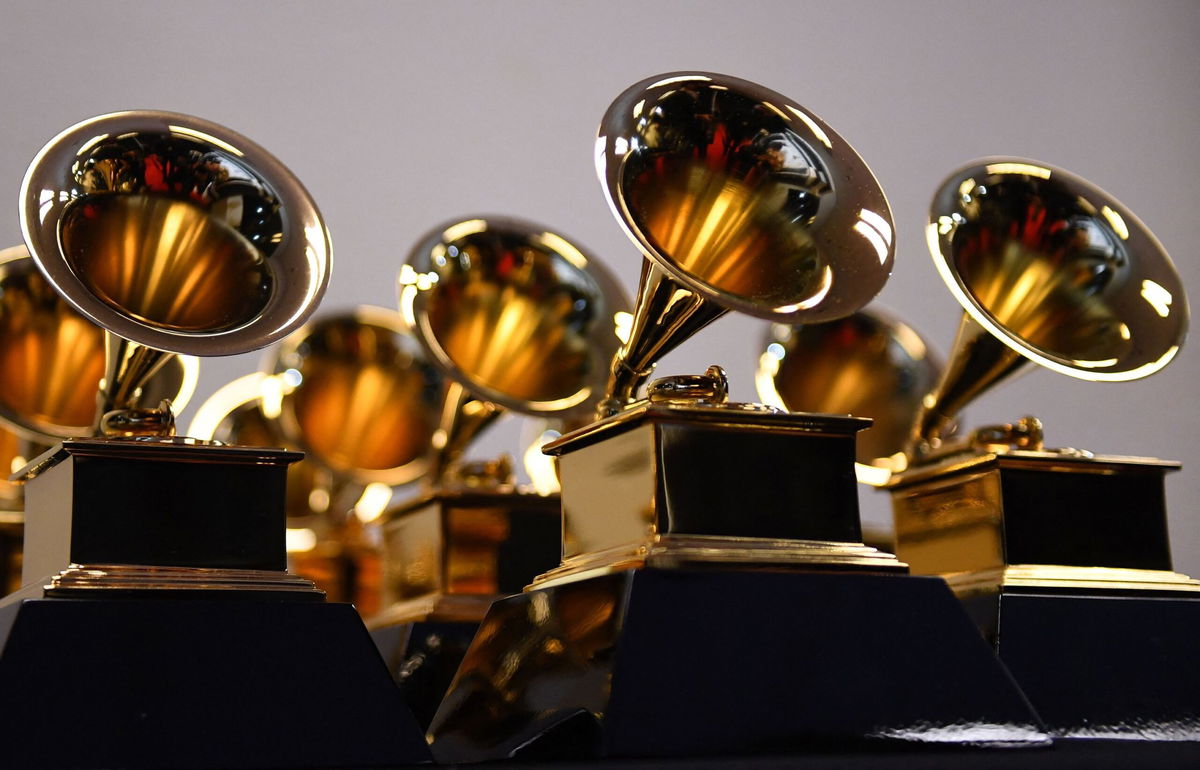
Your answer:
[272,306,443,486]
[20,110,331,356]
[758,309,942,483]
[0,245,197,441]
[910,158,1188,453]
[401,216,628,416]
[596,72,894,409]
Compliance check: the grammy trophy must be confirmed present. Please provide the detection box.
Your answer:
[886,158,1198,739]
[0,111,430,767]
[371,215,628,727]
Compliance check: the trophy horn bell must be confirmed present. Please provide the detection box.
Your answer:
[271,306,444,487]
[757,308,944,485]
[19,110,331,434]
[908,158,1188,457]
[399,216,629,476]
[0,244,198,442]
[596,71,895,413]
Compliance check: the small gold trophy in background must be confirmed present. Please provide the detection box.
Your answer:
[757,307,946,487]
[0,111,431,767]
[0,245,197,594]
[372,216,628,726]
[887,158,1198,739]
[427,73,1046,762]
[188,305,444,612]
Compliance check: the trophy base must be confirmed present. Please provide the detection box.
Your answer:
[0,591,432,768]
[965,588,1200,740]
[371,618,483,729]
[427,567,1048,762]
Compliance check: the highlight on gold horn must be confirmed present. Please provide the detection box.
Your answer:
[908,157,1188,459]
[757,308,944,485]
[19,110,331,436]
[595,71,895,413]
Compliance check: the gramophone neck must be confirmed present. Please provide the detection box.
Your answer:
[97,333,177,437]
[429,380,504,485]
[907,312,1028,458]
[600,260,727,416]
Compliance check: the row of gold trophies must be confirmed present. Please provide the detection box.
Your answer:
[0,71,1195,765]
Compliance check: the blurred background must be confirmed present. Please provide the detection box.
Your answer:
[2,0,1197,572]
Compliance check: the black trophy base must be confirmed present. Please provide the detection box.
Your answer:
[428,568,1047,762]
[371,619,482,730]
[0,594,432,768]
[966,589,1200,739]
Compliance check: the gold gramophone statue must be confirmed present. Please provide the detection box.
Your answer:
[427,73,1046,762]
[0,111,429,767]
[370,215,628,727]
[0,245,198,595]
[886,158,1198,739]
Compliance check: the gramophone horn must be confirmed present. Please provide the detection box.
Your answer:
[19,110,330,432]
[271,306,444,487]
[757,308,944,485]
[596,72,895,411]
[399,216,630,473]
[909,158,1188,456]
[0,244,198,442]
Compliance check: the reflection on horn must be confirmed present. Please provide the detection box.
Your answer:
[757,309,943,485]
[595,72,894,412]
[908,158,1188,457]
[19,110,331,436]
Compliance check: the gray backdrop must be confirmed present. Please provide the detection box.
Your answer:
[2,0,1198,573]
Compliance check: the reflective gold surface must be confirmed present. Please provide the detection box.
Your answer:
[378,489,562,624]
[21,110,330,357]
[595,72,894,408]
[401,217,627,414]
[61,194,271,333]
[274,307,441,484]
[889,449,1198,597]
[911,158,1188,452]
[0,250,106,433]
[542,403,901,586]
[758,309,942,483]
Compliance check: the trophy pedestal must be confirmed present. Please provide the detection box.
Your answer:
[369,487,561,727]
[891,450,1200,739]
[0,594,430,768]
[428,567,1046,762]
[1,439,430,767]
[427,406,1047,761]
[964,589,1200,739]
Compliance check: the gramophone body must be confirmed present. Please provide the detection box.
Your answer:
[886,159,1199,739]
[426,73,1047,763]
[0,111,429,767]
